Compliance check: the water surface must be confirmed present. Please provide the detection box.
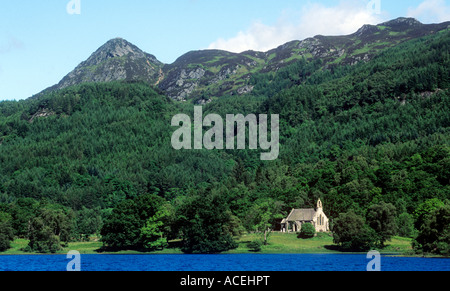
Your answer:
[0,254,448,271]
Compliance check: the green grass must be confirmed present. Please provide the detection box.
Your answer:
[0,238,104,255]
[329,52,348,65]
[227,232,338,254]
[227,233,413,254]
[351,41,394,57]
[389,31,408,36]
[267,53,277,62]
[204,55,226,64]
[381,236,414,253]
[1,234,413,255]
[208,65,224,74]
[352,46,372,56]
[1,238,30,254]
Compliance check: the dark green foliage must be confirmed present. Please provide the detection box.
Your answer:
[298,223,316,239]
[262,31,450,165]
[247,239,263,252]
[0,30,449,253]
[0,212,14,251]
[397,212,415,238]
[333,202,400,250]
[176,192,238,254]
[333,211,379,251]
[7,198,39,238]
[26,206,74,253]
[413,204,450,256]
[140,204,171,250]
[75,207,103,240]
[413,198,445,229]
[243,198,285,245]
[100,194,166,250]
[249,58,323,98]
[366,202,397,246]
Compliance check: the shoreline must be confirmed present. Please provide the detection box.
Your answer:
[1,252,445,258]
[0,233,427,257]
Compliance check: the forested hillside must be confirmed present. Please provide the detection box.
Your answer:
[0,28,449,255]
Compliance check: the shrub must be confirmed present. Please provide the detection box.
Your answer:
[413,205,450,256]
[0,212,15,252]
[333,211,380,251]
[298,223,316,239]
[247,239,263,252]
[397,212,415,238]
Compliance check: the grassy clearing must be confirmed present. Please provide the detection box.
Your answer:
[0,239,104,255]
[228,232,337,254]
[229,232,413,254]
[1,233,413,255]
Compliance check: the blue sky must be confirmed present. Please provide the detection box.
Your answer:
[0,0,449,101]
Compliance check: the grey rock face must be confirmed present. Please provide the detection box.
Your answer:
[161,67,206,101]
[55,38,163,90]
[237,85,254,95]
[34,17,450,102]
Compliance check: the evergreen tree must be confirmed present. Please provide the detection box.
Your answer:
[366,201,397,246]
[414,205,450,256]
[177,192,238,254]
[0,212,14,252]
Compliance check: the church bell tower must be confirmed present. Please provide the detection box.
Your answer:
[317,198,323,210]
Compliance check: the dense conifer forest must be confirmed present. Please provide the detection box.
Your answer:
[0,29,449,255]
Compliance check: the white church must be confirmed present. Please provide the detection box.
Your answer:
[281,199,330,233]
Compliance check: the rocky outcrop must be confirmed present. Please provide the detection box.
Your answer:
[54,38,163,91]
[29,108,55,123]
[35,18,450,102]
[159,67,206,101]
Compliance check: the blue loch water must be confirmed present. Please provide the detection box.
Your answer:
[0,253,448,271]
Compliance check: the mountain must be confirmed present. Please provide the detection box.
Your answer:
[0,17,449,254]
[34,18,449,102]
[35,38,164,98]
[160,17,450,102]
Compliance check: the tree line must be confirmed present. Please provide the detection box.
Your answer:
[0,30,449,255]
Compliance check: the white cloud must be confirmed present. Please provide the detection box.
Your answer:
[208,0,387,53]
[208,20,297,53]
[407,0,450,23]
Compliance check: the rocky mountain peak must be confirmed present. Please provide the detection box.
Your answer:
[380,17,423,27]
[34,18,449,101]
[84,38,147,65]
[50,38,163,91]
[354,24,379,37]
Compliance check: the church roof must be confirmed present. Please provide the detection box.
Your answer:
[286,209,316,222]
